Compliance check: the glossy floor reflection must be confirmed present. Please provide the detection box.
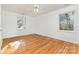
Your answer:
[1,40,26,54]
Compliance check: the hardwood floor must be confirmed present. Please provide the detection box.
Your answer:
[1,34,79,54]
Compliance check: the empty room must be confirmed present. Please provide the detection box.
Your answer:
[0,4,79,54]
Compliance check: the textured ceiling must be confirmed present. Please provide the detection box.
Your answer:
[2,4,72,16]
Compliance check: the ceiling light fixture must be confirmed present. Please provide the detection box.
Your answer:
[33,4,39,13]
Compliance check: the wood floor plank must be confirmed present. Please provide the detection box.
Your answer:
[1,34,79,54]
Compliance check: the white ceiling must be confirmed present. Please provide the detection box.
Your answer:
[2,4,72,16]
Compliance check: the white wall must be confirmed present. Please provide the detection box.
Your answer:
[75,7,79,43]
[34,5,79,44]
[0,4,2,50]
[17,15,35,35]
[2,11,35,38]
[2,11,18,38]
